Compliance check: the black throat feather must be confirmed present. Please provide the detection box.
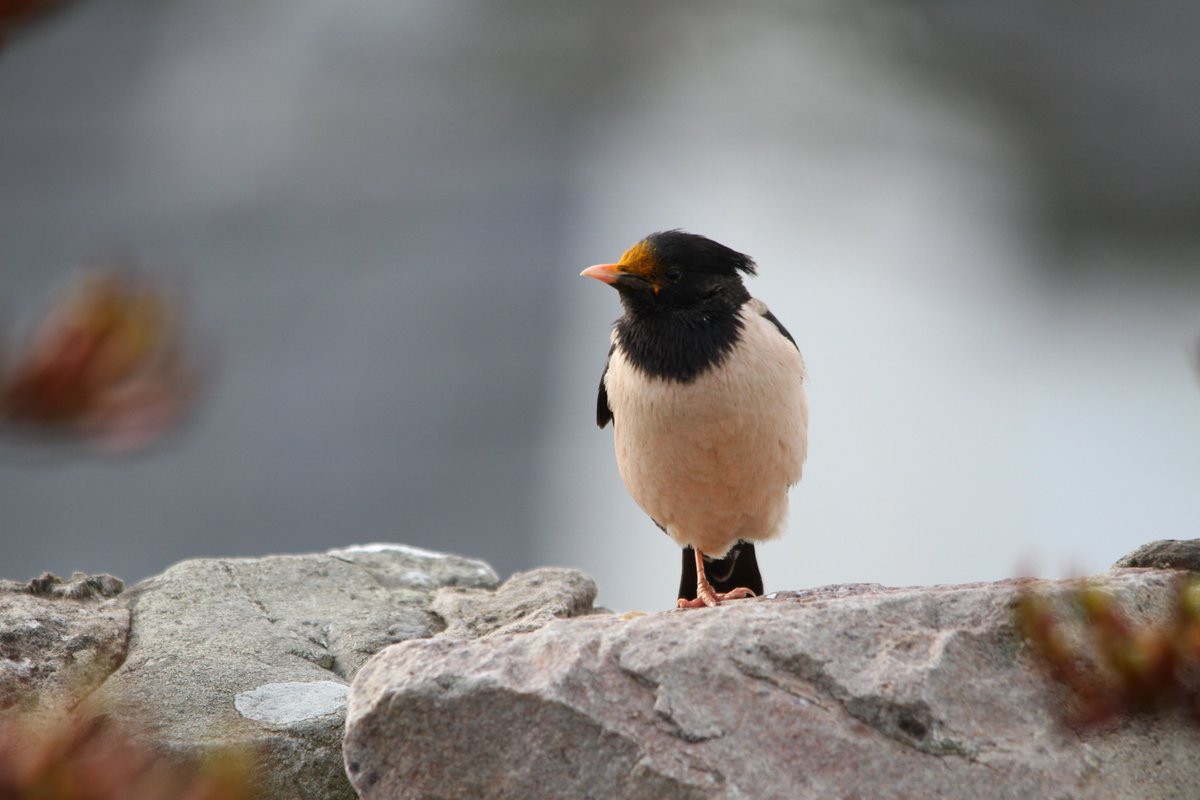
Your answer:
[615,287,749,383]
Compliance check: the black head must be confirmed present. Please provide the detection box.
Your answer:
[580,230,755,317]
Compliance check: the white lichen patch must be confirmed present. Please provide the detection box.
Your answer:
[234,680,349,726]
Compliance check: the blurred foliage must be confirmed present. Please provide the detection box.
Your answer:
[0,269,200,453]
[0,709,256,800]
[1016,576,1200,727]
[0,0,67,43]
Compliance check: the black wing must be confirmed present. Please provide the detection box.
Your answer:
[596,344,614,428]
[760,307,799,351]
[678,542,764,601]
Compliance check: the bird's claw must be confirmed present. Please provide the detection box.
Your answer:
[676,587,757,609]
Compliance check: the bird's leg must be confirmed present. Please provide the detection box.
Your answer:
[676,548,758,609]
[685,547,719,608]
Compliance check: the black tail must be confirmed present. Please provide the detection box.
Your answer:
[677,542,764,602]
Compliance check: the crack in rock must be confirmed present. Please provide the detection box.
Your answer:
[844,696,975,757]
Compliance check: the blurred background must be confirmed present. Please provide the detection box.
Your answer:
[1,0,1197,611]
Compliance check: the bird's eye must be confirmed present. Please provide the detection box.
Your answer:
[664,266,682,281]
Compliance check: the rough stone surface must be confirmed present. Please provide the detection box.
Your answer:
[346,570,1200,800]
[431,567,599,639]
[81,545,497,800]
[0,572,128,720]
[2,545,595,800]
[7,571,127,601]
[14,546,591,800]
[1113,539,1200,572]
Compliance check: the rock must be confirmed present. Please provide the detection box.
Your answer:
[2,545,594,800]
[326,543,501,593]
[431,567,599,639]
[345,571,1200,800]
[14,543,1199,799]
[1114,539,1200,571]
[56,546,590,800]
[23,571,126,600]
[0,573,128,720]
[85,545,496,800]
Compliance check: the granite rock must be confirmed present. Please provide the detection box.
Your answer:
[345,571,1200,800]
[1113,539,1200,572]
[431,567,599,639]
[0,572,128,720]
[11,542,1199,800]
[86,544,500,799]
[6,545,598,799]
[2,545,597,799]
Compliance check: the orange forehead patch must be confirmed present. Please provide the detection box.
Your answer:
[617,239,659,279]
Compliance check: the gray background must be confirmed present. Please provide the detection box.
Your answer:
[2,0,1198,611]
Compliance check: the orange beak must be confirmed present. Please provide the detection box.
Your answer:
[580,263,622,284]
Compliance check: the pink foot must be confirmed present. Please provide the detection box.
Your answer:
[676,586,757,609]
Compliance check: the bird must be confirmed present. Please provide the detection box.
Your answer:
[581,230,808,608]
